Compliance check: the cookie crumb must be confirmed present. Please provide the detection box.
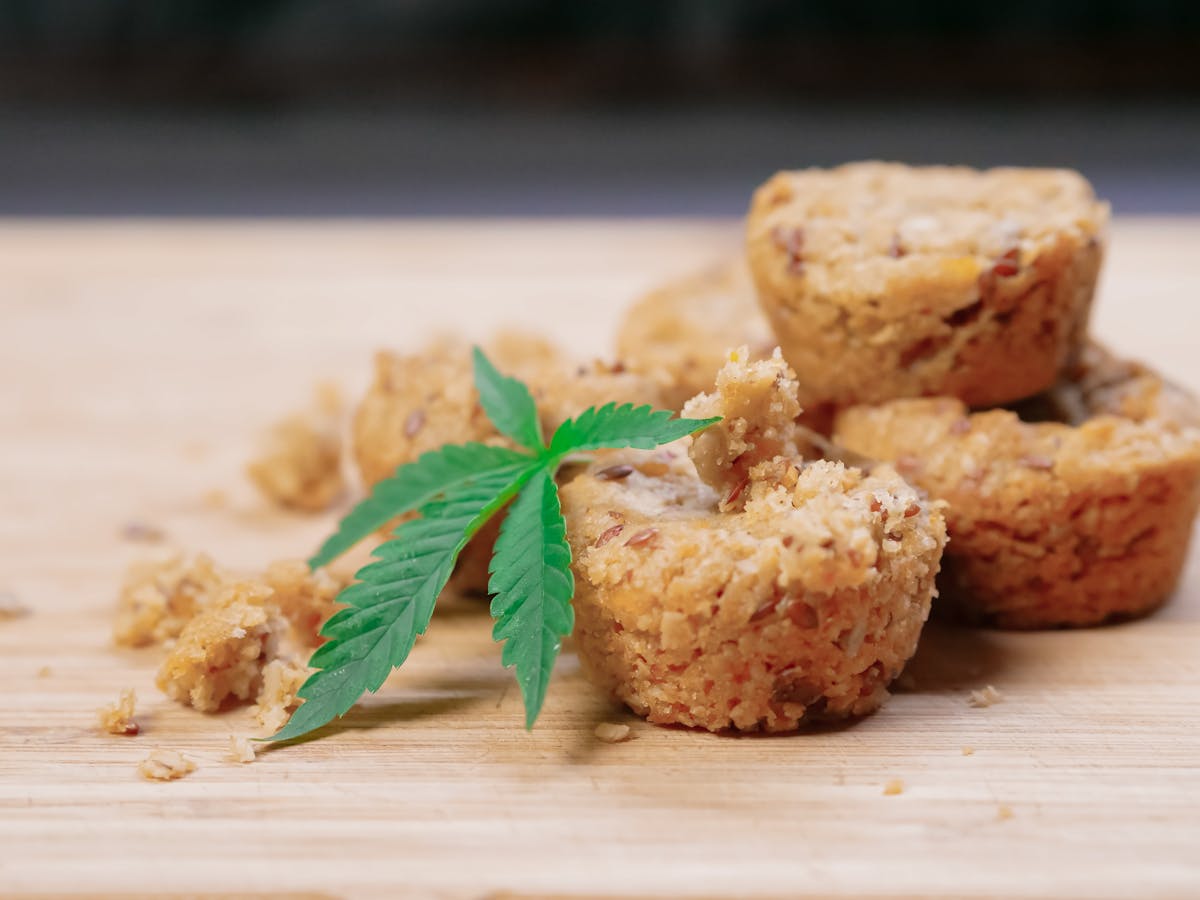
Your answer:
[227,735,257,764]
[247,401,344,513]
[138,749,196,781]
[961,746,975,756]
[97,688,140,736]
[883,779,905,796]
[253,657,310,733]
[120,520,166,543]
[36,665,52,678]
[0,591,30,620]
[594,722,633,743]
[997,804,1014,821]
[968,685,1004,708]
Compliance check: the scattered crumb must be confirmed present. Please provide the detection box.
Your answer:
[883,779,905,796]
[97,688,140,735]
[202,488,229,509]
[997,804,1015,821]
[594,722,633,743]
[247,399,345,513]
[961,746,975,756]
[969,685,1004,708]
[120,520,166,543]
[36,665,52,678]
[253,657,310,733]
[227,735,257,764]
[0,591,30,620]
[138,749,196,781]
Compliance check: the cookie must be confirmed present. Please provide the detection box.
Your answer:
[352,333,664,593]
[354,333,663,487]
[746,162,1109,408]
[560,351,947,732]
[616,262,774,410]
[833,344,1200,628]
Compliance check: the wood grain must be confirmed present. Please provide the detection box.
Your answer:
[1,219,1199,899]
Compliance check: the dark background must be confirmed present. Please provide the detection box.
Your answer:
[2,1,1198,215]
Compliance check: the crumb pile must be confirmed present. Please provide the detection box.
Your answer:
[115,553,344,729]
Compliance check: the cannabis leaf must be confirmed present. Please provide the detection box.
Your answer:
[275,348,719,742]
[308,443,533,569]
[274,464,535,742]
[549,402,714,455]
[471,346,543,451]
[489,468,574,729]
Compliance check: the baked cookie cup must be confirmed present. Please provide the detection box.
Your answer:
[353,333,663,593]
[746,162,1109,408]
[562,450,946,732]
[560,351,947,732]
[833,344,1200,629]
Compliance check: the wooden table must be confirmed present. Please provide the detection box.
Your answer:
[2,220,1199,899]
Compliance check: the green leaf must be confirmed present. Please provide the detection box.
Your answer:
[273,462,536,742]
[473,346,544,451]
[548,402,720,457]
[308,443,533,569]
[489,468,574,729]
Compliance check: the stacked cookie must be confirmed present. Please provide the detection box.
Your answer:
[620,162,1200,630]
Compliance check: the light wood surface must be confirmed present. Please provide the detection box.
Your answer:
[2,219,1199,899]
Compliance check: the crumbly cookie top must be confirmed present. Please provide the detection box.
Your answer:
[749,161,1108,278]
[565,446,944,603]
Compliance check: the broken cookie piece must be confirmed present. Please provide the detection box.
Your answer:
[155,581,287,712]
[113,553,228,647]
[248,386,346,513]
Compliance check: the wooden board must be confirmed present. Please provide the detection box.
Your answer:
[2,219,1199,899]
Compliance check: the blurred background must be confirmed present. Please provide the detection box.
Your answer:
[1,1,1198,216]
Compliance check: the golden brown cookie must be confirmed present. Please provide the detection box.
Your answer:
[353,333,663,487]
[616,262,774,410]
[833,344,1200,628]
[352,333,665,593]
[560,352,947,732]
[747,162,1109,408]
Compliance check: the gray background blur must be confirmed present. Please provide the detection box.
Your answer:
[1,1,1198,215]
